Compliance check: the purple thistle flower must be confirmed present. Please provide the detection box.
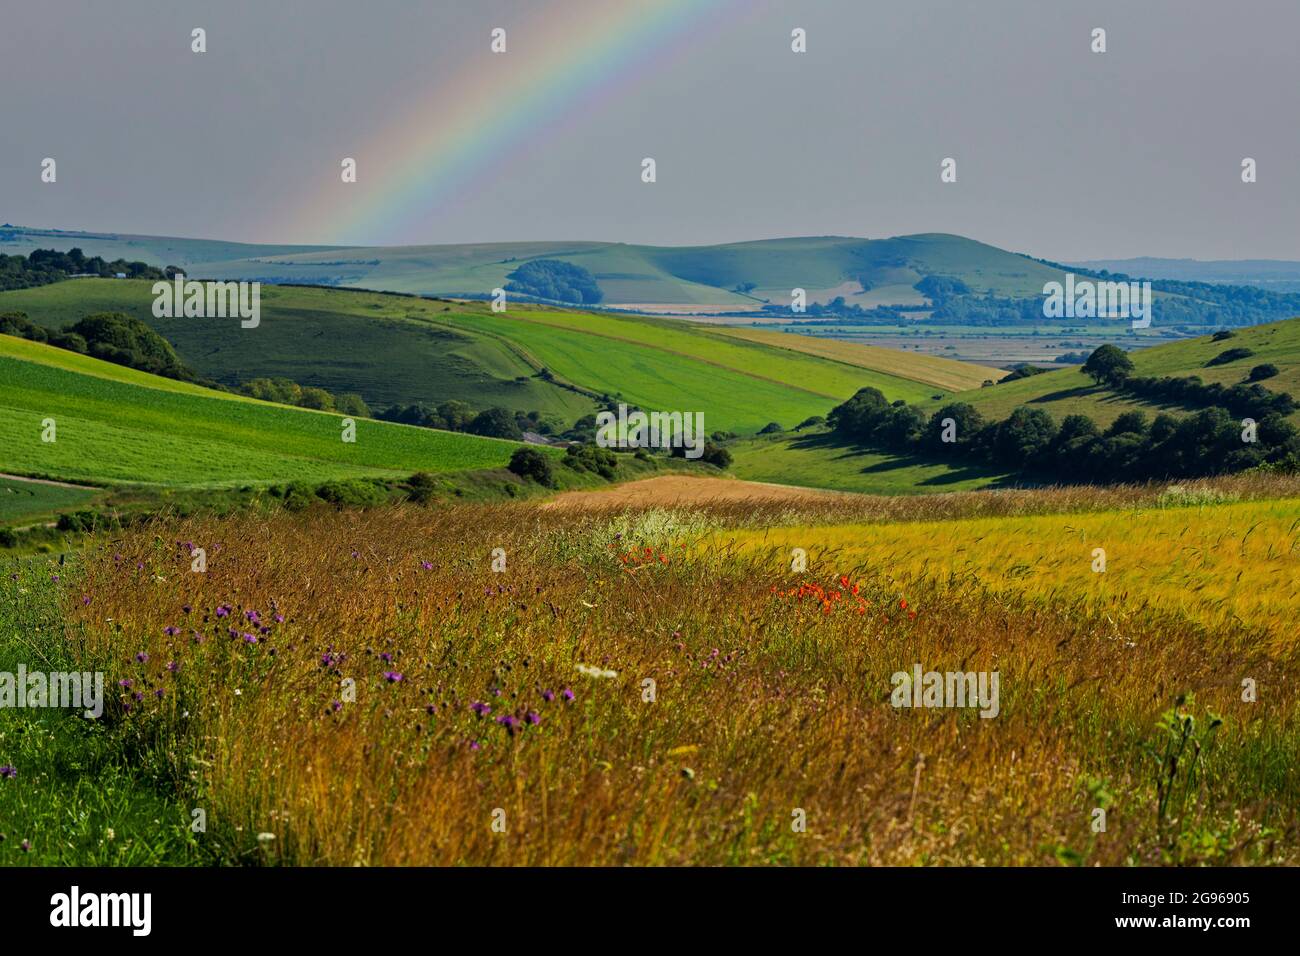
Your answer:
[561,688,575,703]
[542,689,555,702]
[182,604,192,614]
[383,671,403,683]
[496,714,520,732]
[379,652,393,664]
[525,710,541,726]
[132,692,144,702]
[470,700,491,717]
[135,652,148,663]
[81,595,91,606]
[118,679,133,689]
[154,689,164,699]
[243,633,258,644]
[331,700,343,712]
[166,661,179,674]
[163,625,180,636]
[0,766,16,779]
[421,561,433,570]
[274,613,284,624]
[215,605,230,618]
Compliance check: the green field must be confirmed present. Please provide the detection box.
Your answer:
[0,279,997,436]
[0,477,99,525]
[0,334,529,488]
[917,318,1300,427]
[0,280,597,419]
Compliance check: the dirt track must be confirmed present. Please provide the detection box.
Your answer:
[541,475,844,509]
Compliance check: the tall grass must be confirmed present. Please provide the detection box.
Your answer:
[48,479,1300,865]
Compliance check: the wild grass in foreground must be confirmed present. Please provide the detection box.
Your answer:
[6,475,1300,865]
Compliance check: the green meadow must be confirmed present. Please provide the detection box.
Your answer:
[0,478,99,525]
[0,279,987,437]
[0,336,529,488]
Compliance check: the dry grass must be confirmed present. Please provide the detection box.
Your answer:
[60,476,1300,866]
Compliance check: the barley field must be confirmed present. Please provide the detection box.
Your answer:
[9,475,1299,865]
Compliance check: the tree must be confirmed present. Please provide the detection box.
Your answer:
[992,407,1058,467]
[1082,344,1134,386]
[508,447,555,486]
[469,407,523,440]
[335,393,371,417]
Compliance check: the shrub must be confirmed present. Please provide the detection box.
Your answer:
[48,331,88,353]
[406,472,441,505]
[564,443,618,480]
[1247,364,1279,382]
[508,447,556,487]
[314,479,387,508]
[758,422,784,434]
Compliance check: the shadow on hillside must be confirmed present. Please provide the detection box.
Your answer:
[784,431,1018,489]
[1027,385,1100,404]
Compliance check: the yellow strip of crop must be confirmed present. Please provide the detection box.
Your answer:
[709,498,1300,640]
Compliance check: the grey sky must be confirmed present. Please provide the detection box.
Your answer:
[2,0,1298,260]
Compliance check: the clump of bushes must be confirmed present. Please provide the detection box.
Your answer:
[271,478,390,511]
[508,447,556,487]
[1247,364,1279,382]
[564,444,619,480]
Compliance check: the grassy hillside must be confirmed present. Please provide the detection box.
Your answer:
[0,280,597,419]
[918,318,1300,427]
[0,334,528,488]
[0,477,99,525]
[712,326,1004,392]
[3,227,1069,307]
[0,279,998,436]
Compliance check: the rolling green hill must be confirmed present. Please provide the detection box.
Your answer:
[0,279,999,435]
[3,226,1068,307]
[915,318,1300,427]
[0,280,597,419]
[0,334,528,488]
[728,318,1300,494]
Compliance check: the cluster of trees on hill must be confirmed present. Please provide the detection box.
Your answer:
[239,378,370,416]
[0,248,164,291]
[1,309,200,381]
[377,400,567,441]
[1079,343,1297,419]
[505,259,603,304]
[827,346,1300,482]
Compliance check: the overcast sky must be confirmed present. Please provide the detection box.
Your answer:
[2,0,1298,260]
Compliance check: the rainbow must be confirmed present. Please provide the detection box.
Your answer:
[285,0,740,245]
